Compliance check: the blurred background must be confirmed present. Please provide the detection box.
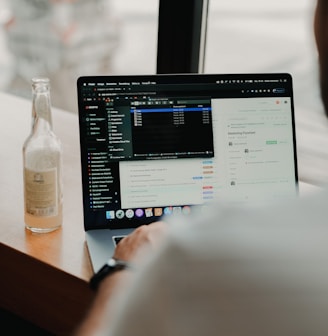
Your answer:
[0,0,326,185]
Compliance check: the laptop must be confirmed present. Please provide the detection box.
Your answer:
[77,73,298,272]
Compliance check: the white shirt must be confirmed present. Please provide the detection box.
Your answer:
[101,188,328,336]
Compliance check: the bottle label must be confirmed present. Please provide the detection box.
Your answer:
[24,168,58,217]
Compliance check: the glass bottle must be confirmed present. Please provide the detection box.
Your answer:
[23,77,63,233]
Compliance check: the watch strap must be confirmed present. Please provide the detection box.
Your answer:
[90,258,132,290]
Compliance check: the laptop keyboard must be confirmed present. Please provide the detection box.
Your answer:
[113,235,126,246]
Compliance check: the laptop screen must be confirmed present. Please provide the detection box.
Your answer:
[77,73,298,230]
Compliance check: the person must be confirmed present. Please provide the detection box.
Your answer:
[75,1,328,335]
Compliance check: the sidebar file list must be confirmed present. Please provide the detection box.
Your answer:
[88,151,114,210]
[85,104,130,211]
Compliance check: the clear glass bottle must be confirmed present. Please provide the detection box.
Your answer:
[23,77,63,233]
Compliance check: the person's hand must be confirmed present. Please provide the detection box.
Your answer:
[113,221,168,264]
[75,224,168,336]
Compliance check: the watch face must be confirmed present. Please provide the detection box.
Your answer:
[108,258,117,267]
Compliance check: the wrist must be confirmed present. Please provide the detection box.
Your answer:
[90,258,134,291]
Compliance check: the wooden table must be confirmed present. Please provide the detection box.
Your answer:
[0,92,94,335]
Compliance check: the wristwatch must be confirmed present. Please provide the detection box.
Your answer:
[90,258,132,290]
